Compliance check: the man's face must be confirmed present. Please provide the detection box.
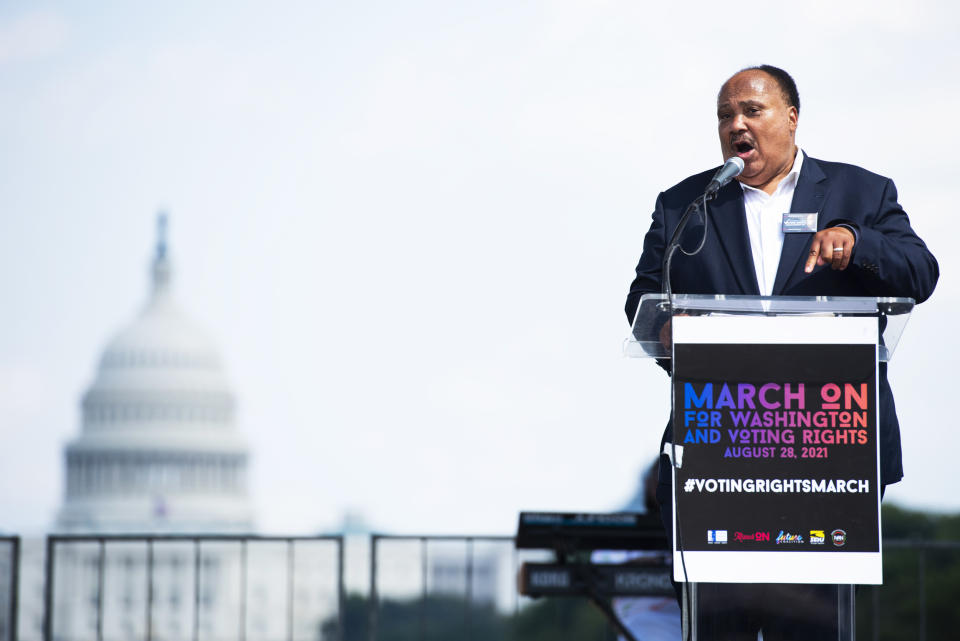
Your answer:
[717,70,798,192]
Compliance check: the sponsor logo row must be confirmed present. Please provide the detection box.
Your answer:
[707,529,847,546]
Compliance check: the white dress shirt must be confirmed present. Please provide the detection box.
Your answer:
[740,149,804,296]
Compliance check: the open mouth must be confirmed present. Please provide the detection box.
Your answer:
[733,140,755,158]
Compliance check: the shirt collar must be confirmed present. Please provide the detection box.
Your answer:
[739,147,804,196]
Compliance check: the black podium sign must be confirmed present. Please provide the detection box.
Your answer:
[670,314,882,584]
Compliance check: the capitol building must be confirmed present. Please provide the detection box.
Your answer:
[56,214,253,534]
[11,217,334,641]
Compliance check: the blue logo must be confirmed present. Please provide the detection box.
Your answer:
[707,530,728,544]
[776,530,804,544]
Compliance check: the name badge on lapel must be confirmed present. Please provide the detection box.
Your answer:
[782,212,818,233]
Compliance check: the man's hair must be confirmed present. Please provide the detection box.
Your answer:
[741,64,800,113]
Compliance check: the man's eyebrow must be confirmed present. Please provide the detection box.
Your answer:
[717,99,766,112]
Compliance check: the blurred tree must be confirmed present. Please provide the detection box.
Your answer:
[321,593,612,641]
[856,504,960,641]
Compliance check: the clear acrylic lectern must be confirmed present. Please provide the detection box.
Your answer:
[625,293,914,641]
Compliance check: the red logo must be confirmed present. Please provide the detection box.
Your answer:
[734,531,770,542]
[831,529,847,546]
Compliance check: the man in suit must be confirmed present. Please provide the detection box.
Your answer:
[624,65,938,639]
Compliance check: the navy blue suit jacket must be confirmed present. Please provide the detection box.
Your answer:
[625,153,939,486]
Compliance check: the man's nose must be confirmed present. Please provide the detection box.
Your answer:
[730,113,747,131]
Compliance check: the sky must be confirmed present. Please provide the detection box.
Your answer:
[1,0,958,536]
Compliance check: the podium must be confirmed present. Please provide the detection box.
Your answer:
[625,293,914,640]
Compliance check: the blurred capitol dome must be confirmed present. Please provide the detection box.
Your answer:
[56,214,254,533]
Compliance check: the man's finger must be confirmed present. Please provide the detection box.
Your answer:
[830,244,845,269]
[805,245,820,273]
[838,246,852,270]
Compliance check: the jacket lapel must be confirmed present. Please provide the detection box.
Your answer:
[773,153,828,294]
[710,181,760,295]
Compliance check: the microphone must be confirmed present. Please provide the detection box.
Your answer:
[662,156,744,301]
[704,156,745,198]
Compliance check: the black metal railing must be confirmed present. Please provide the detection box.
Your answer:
[43,535,343,641]
[1,534,956,640]
[368,535,513,641]
[0,537,19,641]
[367,534,590,641]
